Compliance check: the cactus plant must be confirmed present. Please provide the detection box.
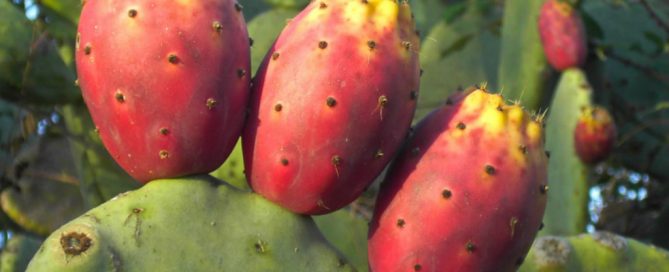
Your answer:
[314,210,369,272]
[0,0,668,271]
[262,0,309,9]
[519,232,669,271]
[247,8,300,74]
[26,176,355,271]
[0,234,42,272]
[210,140,248,191]
[541,68,593,236]
[417,0,501,120]
[497,0,548,110]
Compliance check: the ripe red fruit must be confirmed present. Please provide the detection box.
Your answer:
[574,106,617,164]
[243,0,421,215]
[538,0,588,71]
[76,0,250,182]
[368,88,548,272]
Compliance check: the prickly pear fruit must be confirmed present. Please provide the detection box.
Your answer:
[243,0,420,214]
[574,106,616,164]
[538,0,587,71]
[368,88,548,272]
[76,0,250,182]
[26,176,356,271]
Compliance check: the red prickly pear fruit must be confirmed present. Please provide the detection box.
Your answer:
[243,0,420,215]
[538,0,587,71]
[76,0,250,182]
[574,106,616,164]
[368,88,548,272]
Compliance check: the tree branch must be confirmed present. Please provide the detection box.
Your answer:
[638,0,669,36]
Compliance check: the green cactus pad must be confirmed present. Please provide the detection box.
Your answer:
[262,0,309,9]
[519,232,669,271]
[417,0,500,120]
[39,0,81,24]
[0,234,42,272]
[26,176,356,272]
[497,0,548,110]
[541,68,592,236]
[247,8,300,74]
[210,139,248,191]
[314,209,369,272]
[238,0,272,21]
[409,0,448,36]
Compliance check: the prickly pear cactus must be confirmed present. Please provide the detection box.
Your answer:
[75,0,251,182]
[210,139,248,190]
[243,0,421,215]
[0,234,42,272]
[314,210,369,271]
[417,0,501,120]
[368,87,548,271]
[497,0,547,110]
[519,232,669,271]
[541,68,592,236]
[26,176,356,271]
[262,0,309,9]
[247,8,299,74]
[573,105,616,165]
[538,0,587,71]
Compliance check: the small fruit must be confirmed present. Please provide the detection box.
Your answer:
[76,0,250,182]
[243,0,420,214]
[574,106,616,164]
[538,0,588,71]
[368,87,548,272]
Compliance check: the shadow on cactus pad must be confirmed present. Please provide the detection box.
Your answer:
[1,136,85,236]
